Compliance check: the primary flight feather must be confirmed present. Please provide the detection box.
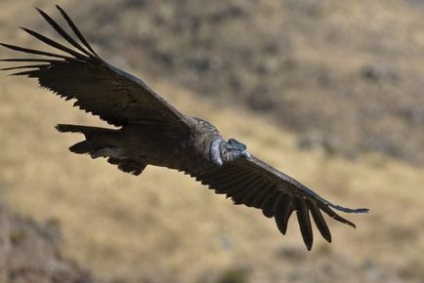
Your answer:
[1,6,368,250]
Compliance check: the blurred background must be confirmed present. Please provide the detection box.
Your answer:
[1,0,423,282]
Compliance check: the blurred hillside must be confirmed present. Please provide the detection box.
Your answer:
[1,1,424,283]
[0,205,97,283]
[1,77,424,283]
[2,0,423,164]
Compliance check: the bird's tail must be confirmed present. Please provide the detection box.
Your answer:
[56,124,116,136]
[56,124,121,155]
[56,124,146,175]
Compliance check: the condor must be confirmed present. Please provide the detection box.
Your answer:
[1,6,368,250]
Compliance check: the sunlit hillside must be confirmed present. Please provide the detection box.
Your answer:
[1,74,424,282]
[2,0,424,165]
[1,1,424,283]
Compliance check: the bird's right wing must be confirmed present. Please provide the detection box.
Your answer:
[195,154,368,250]
[1,6,191,133]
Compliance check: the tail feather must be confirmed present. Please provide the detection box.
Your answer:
[68,140,97,154]
[56,124,116,135]
[57,123,147,175]
[56,124,85,133]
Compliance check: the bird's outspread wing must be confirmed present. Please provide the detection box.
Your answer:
[1,5,190,131]
[195,154,368,250]
[1,6,368,250]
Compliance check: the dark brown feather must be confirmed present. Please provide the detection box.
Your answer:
[250,183,278,209]
[1,7,190,131]
[194,155,367,249]
[308,200,332,243]
[273,193,294,235]
[295,199,313,250]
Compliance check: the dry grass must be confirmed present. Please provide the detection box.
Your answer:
[1,75,424,282]
[1,1,424,282]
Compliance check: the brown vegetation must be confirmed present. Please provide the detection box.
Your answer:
[0,205,95,282]
[1,1,424,283]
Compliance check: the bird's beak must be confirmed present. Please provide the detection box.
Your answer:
[242,150,251,159]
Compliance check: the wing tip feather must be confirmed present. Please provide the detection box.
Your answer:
[331,205,369,214]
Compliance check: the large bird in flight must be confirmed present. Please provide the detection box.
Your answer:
[1,6,368,250]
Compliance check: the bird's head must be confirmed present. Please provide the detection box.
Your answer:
[221,138,251,162]
[210,136,251,166]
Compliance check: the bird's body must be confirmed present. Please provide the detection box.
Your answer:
[58,117,222,175]
[1,6,368,250]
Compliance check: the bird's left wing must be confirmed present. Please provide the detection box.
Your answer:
[195,154,368,250]
[1,6,191,132]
